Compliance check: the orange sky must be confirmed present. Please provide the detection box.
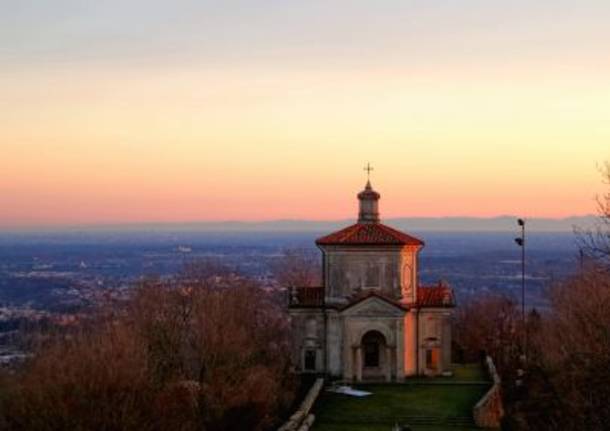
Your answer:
[1,2,609,228]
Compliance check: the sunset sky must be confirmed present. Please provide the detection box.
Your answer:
[1,1,609,228]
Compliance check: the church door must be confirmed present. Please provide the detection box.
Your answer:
[364,339,380,367]
[361,330,387,379]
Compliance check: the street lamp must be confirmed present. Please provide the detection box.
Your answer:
[514,218,526,360]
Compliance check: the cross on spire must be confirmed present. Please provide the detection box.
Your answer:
[363,162,374,181]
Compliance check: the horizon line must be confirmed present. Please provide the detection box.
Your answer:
[0,214,597,233]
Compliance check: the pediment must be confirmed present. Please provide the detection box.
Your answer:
[341,296,406,317]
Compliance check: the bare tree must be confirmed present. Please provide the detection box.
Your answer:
[272,248,321,288]
[453,293,522,373]
[1,268,296,431]
[506,163,610,430]
[529,266,610,430]
[578,161,610,268]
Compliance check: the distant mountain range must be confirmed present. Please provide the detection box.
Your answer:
[9,215,597,233]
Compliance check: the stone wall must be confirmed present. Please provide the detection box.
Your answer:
[277,378,323,431]
[289,310,325,373]
[417,308,453,375]
[323,247,406,302]
[473,356,504,429]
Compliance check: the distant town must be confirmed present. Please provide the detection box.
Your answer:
[0,228,580,367]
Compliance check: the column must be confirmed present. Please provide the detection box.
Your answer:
[396,319,405,380]
[355,346,362,382]
[385,346,392,382]
[344,345,352,382]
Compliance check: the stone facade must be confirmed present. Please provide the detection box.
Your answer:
[289,181,455,381]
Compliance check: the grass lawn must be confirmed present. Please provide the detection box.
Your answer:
[451,363,487,381]
[312,364,489,431]
[404,363,488,384]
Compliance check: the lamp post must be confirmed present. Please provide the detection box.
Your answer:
[514,218,526,360]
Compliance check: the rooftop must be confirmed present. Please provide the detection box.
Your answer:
[417,283,455,308]
[316,222,424,247]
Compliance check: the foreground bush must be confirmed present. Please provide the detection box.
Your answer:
[523,267,610,430]
[453,266,610,431]
[0,274,295,431]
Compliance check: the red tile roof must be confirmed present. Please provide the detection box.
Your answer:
[316,223,424,246]
[417,283,455,308]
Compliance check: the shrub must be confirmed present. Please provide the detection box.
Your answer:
[0,274,295,431]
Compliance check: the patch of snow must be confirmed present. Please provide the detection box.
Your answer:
[327,385,372,397]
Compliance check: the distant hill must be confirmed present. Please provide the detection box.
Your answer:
[8,215,597,233]
[384,215,597,232]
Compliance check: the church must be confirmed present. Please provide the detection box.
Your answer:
[289,179,455,381]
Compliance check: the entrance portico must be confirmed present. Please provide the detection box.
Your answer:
[340,293,406,382]
[361,330,390,380]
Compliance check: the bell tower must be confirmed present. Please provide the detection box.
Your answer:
[358,163,380,224]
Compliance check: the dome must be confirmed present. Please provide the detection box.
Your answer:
[357,180,380,200]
